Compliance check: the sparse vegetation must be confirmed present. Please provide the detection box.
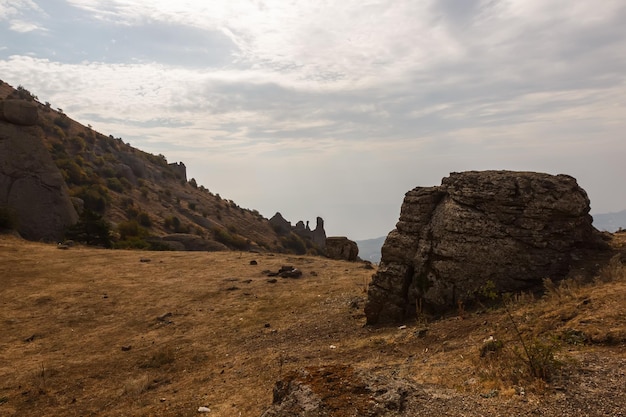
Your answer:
[1,235,626,416]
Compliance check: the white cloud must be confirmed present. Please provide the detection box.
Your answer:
[2,0,626,237]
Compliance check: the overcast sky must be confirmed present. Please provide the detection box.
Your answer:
[1,0,625,240]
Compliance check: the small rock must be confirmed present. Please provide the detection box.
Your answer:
[264,323,271,328]
[250,260,258,265]
[398,325,407,330]
[329,345,337,349]
[267,279,278,284]
[160,398,166,402]
[57,243,69,250]
[157,312,173,322]
[197,406,211,413]
[121,345,132,351]
[140,258,151,263]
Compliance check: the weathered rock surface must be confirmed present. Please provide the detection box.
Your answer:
[326,236,359,261]
[0,115,78,241]
[365,170,607,324]
[261,365,415,417]
[0,99,38,126]
[270,212,327,249]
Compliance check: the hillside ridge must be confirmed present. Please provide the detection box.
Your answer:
[0,80,325,254]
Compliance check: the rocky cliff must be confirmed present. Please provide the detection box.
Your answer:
[0,100,78,241]
[365,171,607,325]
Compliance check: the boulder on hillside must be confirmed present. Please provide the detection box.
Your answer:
[0,99,38,126]
[0,120,78,241]
[365,170,608,325]
[326,236,359,261]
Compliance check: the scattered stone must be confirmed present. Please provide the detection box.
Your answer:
[226,286,240,291]
[24,334,36,343]
[121,345,132,351]
[310,271,318,276]
[157,312,173,322]
[280,268,302,278]
[140,258,151,263]
[265,323,271,328]
[57,243,69,250]
[197,406,211,413]
[267,279,278,284]
[250,260,258,265]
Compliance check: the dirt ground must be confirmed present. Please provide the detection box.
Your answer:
[1,234,625,416]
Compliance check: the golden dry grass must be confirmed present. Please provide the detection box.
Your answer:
[1,234,626,416]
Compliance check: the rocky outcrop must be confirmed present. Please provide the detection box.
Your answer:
[0,107,78,241]
[168,161,187,181]
[365,171,606,325]
[261,365,415,417]
[270,212,327,249]
[326,236,359,261]
[0,99,38,126]
[270,212,292,234]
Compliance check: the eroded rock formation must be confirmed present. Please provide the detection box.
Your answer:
[0,102,78,241]
[365,171,606,325]
[270,212,327,249]
[326,236,359,261]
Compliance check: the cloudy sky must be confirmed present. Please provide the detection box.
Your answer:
[1,0,625,239]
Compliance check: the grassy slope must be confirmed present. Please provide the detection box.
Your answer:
[1,234,626,416]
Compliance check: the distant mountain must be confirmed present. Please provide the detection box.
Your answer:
[593,210,626,233]
[356,236,386,263]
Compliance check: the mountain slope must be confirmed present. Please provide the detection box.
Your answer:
[355,236,386,263]
[593,210,626,232]
[0,80,321,253]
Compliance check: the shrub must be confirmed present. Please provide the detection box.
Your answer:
[65,210,112,247]
[213,227,249,250]
[137,212,152,227]
[106,177,124,192]
[117,220,147,240]
[71,185,109,213]
[53,115,71,129]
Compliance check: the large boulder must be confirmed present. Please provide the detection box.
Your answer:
[326,236,359,261]
[0,99,39,126]
[0,119,78,241]
[365,171,607,325]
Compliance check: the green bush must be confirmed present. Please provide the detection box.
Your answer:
[65,210,112,247]
[53,115,71,129]
[71,185,109,213]
[117,220,147,240]
[137,212,152,227]
[106,177,124,192]
[213,227,249,250]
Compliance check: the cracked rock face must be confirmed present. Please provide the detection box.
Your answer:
[0,117,78,241]
[365,171,605,325]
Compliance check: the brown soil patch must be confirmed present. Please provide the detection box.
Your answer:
[1,234,626,416]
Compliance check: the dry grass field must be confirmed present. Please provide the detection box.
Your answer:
[1,234,626,416]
